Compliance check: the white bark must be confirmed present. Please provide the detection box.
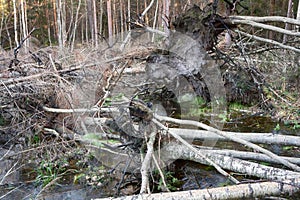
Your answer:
[71,0,82,51]
[154,114,300,172]
[163,143,300,180]
[170,128,300,146]
[107,0,113,46]
[13,0,18,46]
[152,118,240,184]
[283,0,294,44]
[141,0,155,17]
[20,0,28,50]
[197,148,300,165]
[235,30,300,53]
[140,130,157,194]
[95,180,300,200]
[231,19,300,37]
[229,16,300,26]
[297,0,300,30]
[93,0,98,47]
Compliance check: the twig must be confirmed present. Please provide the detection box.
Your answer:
[0,161,20,184]
[9,28,37,68]
[152,154,170,192]
[96,60,132,107]
[267,86,293,106]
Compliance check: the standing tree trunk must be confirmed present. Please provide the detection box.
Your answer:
[84,1,89,43]
[120,0,124,40]
[163,0,170,35]
[86,0,94,45]
[93,0,98,47]
[99,0,103,40]
[56,0,67,50]
[113,0,117,38]
[52,0,58,41]
[13,0,18,47]
[297,0,300,31]
[283,0,293,44]
[70,0,82,51]
[20,0,28,50]
[61,0,67,48]
[128,0,131,31]
[269,0,275,40]
[107,0,113,46]
[56,0,63,49]
[152,0,158,42]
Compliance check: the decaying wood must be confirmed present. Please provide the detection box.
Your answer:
[170,128,300,146]
[163,143,300,180]
[96,179,300,200]
[154,114,300,172]
[81,117,300,147]
[43,107,300,174]
[196,148,300,165]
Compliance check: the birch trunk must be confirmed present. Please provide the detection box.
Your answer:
[107,0,113,46]
[13,0,18,46]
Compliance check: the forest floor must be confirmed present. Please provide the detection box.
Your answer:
[0,41,300,199]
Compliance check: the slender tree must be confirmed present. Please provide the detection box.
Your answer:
[99,0,103,39]
[296,0,300,31]
[107,0,113,46]
[93,0,98,47]
[13,0,18,46]
[86,0,94,44]
[283,0,293,44]
[20,0,28,50]
[71,0,82,50]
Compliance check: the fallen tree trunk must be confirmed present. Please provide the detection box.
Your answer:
[170,128,300,146]
[96,179,300,200]
[43,113,300,147]
[162,143,300,180]
[196,148,300,165]
[229,16,300,26]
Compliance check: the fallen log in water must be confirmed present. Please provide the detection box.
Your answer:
[95,179,300,200]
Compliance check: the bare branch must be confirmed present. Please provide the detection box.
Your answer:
[236,30,300,53]
[231,19,300,37]
[141,0,155,18]
[230,16,300,26]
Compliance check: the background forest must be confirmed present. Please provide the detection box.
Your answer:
[0,0,300,199]
[0,0,299,50]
